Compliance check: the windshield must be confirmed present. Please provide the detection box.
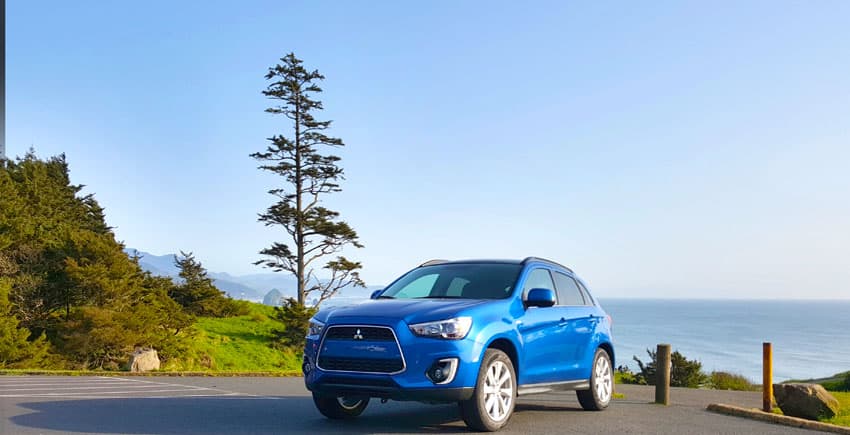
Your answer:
[380,263,522,300]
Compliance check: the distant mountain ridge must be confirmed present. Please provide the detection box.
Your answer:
[126,249,295,302]
[126,249,380,304]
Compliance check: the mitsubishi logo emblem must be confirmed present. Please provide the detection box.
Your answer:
[353,329,364,340]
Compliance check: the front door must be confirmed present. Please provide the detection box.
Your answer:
[516,267,569,384]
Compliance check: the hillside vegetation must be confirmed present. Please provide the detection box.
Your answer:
[170,303,300,372]
[0,153,301,372]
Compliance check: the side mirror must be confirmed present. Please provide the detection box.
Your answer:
[525,288,556,308]
[370,289,384,300]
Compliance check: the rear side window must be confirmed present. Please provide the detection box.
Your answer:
[553,272,586,306]
[576,280,595,305]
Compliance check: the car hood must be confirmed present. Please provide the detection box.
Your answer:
[317,299,488,325]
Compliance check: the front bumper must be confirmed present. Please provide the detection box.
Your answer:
[307,376,474,402]
[303,318,484,403]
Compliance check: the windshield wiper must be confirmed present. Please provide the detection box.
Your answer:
[377,295,396,299]
[414,295,464,299]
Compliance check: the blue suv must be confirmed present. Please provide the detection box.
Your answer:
[303,257,614,431]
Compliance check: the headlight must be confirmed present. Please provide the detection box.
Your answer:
[307,318,325,338]
[409,317,472,339]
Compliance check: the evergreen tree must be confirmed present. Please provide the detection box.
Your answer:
[272,297,317,351]
[1,151,195,369]
[0,279,52,368]
[169,251,244,317]
[251,53,364,307]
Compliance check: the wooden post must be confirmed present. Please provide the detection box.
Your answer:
[763,342,773,412]
[655,344,671,405]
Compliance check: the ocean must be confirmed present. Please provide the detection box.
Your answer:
[601,299,850,382]
[324,297,850,382]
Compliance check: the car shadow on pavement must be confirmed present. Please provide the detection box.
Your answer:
[10,395,603,434]
[10,396,471,434]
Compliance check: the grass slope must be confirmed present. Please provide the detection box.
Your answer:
[165,303,301,372]
[824,391,850,427]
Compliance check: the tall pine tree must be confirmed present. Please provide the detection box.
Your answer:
[251,53,364,306]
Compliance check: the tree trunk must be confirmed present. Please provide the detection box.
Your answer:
[294,94,305,306]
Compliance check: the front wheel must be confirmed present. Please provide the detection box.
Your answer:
[459,348,516,431]
[312,393,370,419]
[577,348,613,411]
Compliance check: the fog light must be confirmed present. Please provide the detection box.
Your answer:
[426,358,459,384]
[302,356,312,375]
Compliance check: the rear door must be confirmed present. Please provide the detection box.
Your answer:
[552,272,596,381]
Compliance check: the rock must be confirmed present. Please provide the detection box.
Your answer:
[128,348,161,372]
[263,288,284,306]
[773,383,839,420]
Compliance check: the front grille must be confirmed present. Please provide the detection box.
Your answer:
[318,356,404,373]
[317,325,406,374]
[325,326,395,341]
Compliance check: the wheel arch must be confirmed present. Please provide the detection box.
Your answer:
[597,341,615,367]
[486,337,520,378]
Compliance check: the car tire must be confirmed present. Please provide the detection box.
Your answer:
[458,348,516,432]
[312,393,369,419]
[577,348,613,411]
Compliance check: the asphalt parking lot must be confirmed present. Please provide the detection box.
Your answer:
[0,376,820,434]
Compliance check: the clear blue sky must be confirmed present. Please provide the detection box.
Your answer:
[7,1,850,298]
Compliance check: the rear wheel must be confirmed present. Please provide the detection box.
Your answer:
[312,393,370,419]
[577,348,613,411]
[459,349,516,431]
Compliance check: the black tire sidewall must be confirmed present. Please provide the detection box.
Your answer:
[312,393,369,419]
[590,349,612,409]
[462,349,516,431]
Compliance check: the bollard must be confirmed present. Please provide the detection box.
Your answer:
[763,342,773,412]
[655,344,671,405]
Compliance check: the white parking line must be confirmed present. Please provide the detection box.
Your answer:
[0,389,240,398]
[0,381,137,388]
[109,376,257,397]
[0,376,262,399]
[1,384,179,391]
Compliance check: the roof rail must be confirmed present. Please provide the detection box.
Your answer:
[419,259,450,267]
[521,257,574,273]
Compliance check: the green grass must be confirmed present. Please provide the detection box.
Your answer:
[708,371,758,391]
[823,391,850,427]
[164,302,301,373]
[787,370,850,386]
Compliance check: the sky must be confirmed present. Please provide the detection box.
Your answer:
[6,1,850,299]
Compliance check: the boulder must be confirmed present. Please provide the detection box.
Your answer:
[128,348,161,372]
[773,383,839,420]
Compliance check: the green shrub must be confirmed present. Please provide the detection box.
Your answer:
[615,365,642,384]
[709,371,758,391]
[633,348,708,388]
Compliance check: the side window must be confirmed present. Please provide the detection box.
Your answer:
[395,274,438,298]
[553,272,586,306]
[522,268,555,299]
[576,280,595,305]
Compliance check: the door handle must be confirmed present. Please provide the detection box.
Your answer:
[559,317,568,326]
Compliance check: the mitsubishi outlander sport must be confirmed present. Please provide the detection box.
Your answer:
[302,257,614,431]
